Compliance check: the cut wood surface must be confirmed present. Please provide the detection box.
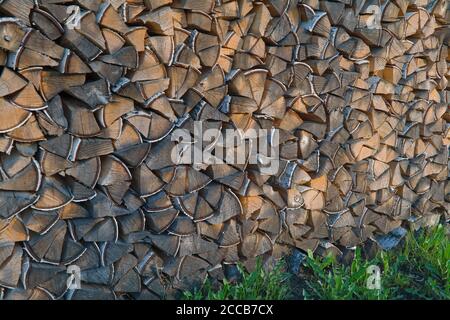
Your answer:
[0,0,449,300]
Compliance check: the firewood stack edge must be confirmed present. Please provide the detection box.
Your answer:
[0,0,448,299]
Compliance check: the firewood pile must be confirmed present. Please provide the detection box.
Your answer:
[0,0,448,300]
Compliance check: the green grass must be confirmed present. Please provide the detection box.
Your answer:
[302,224,449,300]
[183,259,291,300]
[183,225,449,300]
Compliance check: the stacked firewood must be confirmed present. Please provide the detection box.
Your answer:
[0,0,448,299]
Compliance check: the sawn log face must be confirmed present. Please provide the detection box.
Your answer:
[0,0,449,300]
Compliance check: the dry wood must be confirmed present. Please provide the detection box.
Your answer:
[0,0,448,300]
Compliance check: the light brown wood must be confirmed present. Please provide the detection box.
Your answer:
[0,0,447,300]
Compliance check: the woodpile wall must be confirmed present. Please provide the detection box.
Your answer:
[0,0,448,299]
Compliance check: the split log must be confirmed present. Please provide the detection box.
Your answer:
[0,0,447,300]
